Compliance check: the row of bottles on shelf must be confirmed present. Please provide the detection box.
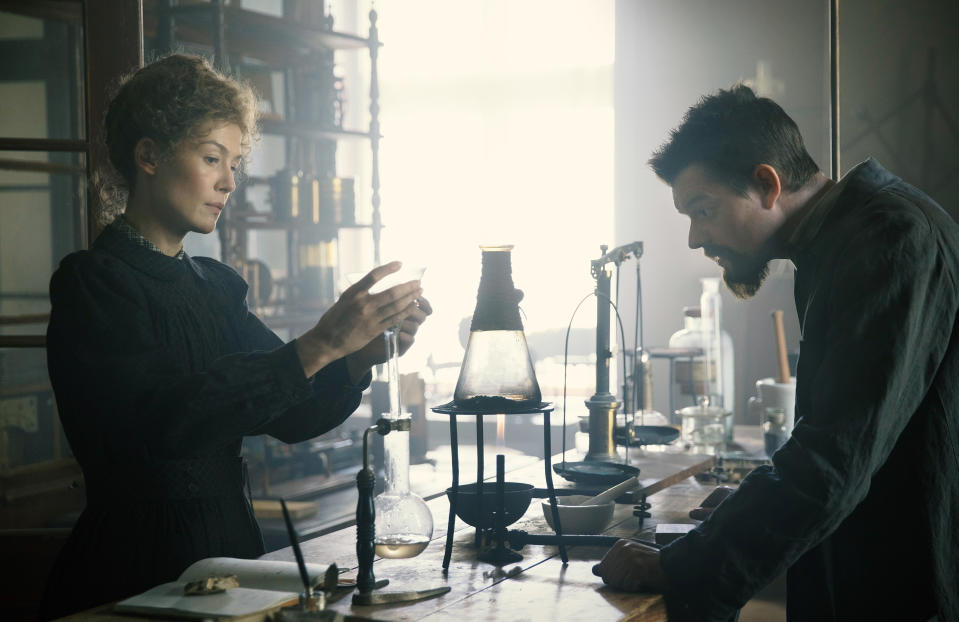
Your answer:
[232,169,352,309]
[236,238,338,310]
[298,238,338,303]
[269,169,356,227]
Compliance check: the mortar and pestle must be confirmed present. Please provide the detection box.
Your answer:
[540,476,639,535]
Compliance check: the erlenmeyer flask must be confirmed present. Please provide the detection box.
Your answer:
[454,245,542,411]
[373,317,433,558]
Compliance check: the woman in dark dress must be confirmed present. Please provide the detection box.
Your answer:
[39,54,429,618]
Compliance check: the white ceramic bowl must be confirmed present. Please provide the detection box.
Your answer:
[541,495,615,535]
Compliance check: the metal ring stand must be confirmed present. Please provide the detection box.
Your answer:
[353,418,451,606]
[431,401,568,569]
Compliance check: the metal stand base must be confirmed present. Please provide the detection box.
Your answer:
[352,584,451,606]
[434,403,567,569]
[477,544,523,565]
[353,420,450,606]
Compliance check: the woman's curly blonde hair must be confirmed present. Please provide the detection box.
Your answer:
[97,53,259,220]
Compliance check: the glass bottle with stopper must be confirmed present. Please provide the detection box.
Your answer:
[698,277,735,437]
[668,281,735,441]
[454,245,542,410]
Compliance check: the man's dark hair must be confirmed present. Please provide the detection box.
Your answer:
[649,84,820,195]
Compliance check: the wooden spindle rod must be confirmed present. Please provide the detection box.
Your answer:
[771,310,792,384]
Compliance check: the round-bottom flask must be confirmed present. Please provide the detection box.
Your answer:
[373,424,433,558]
[373,329,433,558]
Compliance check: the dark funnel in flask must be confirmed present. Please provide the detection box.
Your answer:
[453,246,542,412]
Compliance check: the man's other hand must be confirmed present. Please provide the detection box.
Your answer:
[592,539,668,592]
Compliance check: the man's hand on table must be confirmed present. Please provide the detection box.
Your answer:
[689,485,734,520]
[592,539,668,592]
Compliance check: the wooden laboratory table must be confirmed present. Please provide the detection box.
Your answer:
[58,427,775,622]
[259,446,718,622]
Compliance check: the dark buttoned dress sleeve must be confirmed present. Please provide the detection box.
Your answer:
[47,253,369,458]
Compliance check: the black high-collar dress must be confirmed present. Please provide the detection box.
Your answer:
[40,223,369,618]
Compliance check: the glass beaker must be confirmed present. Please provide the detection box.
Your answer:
[454,245,541,410]
[762,407,789,458]
[678,402,728,455]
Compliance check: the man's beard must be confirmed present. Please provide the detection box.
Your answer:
[706,246,770,299]
[722,260,769,299]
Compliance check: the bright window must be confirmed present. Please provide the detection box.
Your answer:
[338,1,615,402]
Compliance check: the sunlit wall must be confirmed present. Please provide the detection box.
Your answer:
[615,0,959,423]
[615,0,830,423]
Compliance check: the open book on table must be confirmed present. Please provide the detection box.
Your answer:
[114,557,350,620]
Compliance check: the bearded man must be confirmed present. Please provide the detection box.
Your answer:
[593,84,959,622]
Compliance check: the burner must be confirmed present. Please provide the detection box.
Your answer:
[432,401,568,568]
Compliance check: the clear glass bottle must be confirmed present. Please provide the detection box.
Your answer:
[698,279,729,408]
[698,278,735,440]
[668,306,708,404]
[762,407,789,458]
[373,328,433,558]
[454,245,541,410]
[668,296,735,441]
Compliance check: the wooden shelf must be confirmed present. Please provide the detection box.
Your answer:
[0,313,50,326]
[259,118,373,141]
[0,381,52,399]
[0,1,81,23]
[145,2,378,69]
[172,4,374,50]
[0,336,45,349]
[0,157,84,176]
[224,218,372,231]
[0,138,87,153]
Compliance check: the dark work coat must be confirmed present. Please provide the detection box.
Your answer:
[40,223,369,618]
[660,160,959,622]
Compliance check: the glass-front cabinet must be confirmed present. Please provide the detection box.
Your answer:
[0,1,141,534]
[0,6,86,474]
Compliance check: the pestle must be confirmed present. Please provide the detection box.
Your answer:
[578,476,640,506]
[771,310,792,384]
